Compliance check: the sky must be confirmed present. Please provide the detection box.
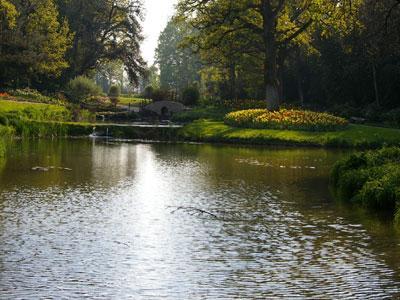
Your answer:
[141,0,178,65]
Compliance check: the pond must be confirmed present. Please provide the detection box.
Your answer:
[0,139,399,299]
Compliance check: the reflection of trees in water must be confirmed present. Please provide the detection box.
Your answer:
[0,155,6,175]
[0,139,95,188]
[0,139,6,174]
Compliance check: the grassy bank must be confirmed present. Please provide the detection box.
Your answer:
[0,99,71,121]
[179,120,400,148]
[331,147,400,224]
[2,99,400,149]
[0,99,95,137]
[16,119,400,148]
[14,121,182,140]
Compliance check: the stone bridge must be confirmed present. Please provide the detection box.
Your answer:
[144,101,186,117]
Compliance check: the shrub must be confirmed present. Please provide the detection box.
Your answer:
[218,99,267,110]
[0,113,9,126]
[225,109,348,132]
[108,85,120,106]
[363,102,383,122]
[67,104,95,122]
[83,96,112,107]
[151,88,170,102]
[384,108,400,128]
[331,147,400,221]
[182,86,200,106]
[329,103,361,119]
[0,140,5,158]
[7,88,61,104]
[171,106,228,123]
[143,86,154,99]
[66,76,102,103]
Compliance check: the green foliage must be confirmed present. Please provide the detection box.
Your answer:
[95,60,124,93]
[384,108,400,128]
[155,19,200,96]
[108,85,120,106]
[363,102,384,122]
[225,109,349,132]
[0,139,5,157]
[0,0,72,86]
[171,106,229,123]
[331,148,400,221]
[143,86,154,99]
[7,88,63,104]
[0,0,17,28]
[182,85,200,106]
[66,76,102,103]
[57,0,144,84]
[151,88,170,102]
[177,0,362,108]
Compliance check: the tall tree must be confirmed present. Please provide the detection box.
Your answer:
[0,0,72,87]
[178,0,362,109]
[57,0,145,85]
[155,19,200,97]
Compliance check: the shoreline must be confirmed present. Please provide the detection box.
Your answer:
[2,119,400,149]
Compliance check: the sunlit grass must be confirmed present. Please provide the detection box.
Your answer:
[180,120,400,148]
[0,99,66,113]
[118,97,151,106]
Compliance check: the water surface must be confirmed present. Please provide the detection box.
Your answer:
[0,139,399,299]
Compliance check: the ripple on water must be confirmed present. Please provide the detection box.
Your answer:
[0,142,399,299]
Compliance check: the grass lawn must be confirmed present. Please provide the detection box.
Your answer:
[0,99,71,122]
[0,99,66,113]
[118,97,151,106]
[179,120,400,148]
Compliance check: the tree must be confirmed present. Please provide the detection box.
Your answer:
[95,60,124,93]
[177,0,362,109]
[155,19,201,99]
[358,0,400,107]
[56,0,145,85]
[0,0,17,29]
[139,64,160,94]
[0,0,72,87]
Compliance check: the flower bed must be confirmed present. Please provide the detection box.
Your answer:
[224,109,348,131]
[5,88,63,104]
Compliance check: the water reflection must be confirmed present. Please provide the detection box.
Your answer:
[0,139,399,299]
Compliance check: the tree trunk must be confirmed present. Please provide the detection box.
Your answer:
[229,63,236,100]
[297,77,304,107]
[372,63,380,107]
[295,49,304,106]
[262,1,280,111]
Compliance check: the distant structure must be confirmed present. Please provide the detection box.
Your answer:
[144,101,187,118]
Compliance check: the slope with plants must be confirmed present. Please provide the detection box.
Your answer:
[331,147,400,224]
